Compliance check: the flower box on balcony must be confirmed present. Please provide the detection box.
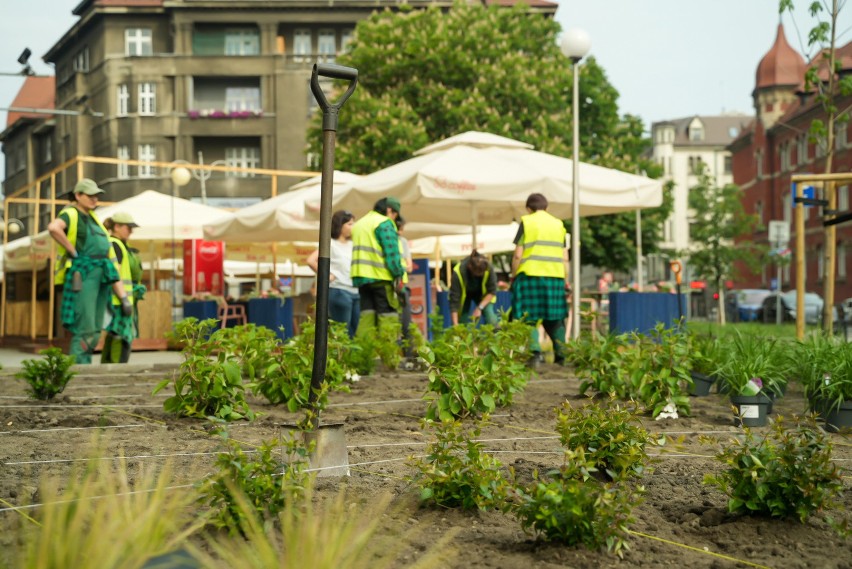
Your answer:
[187,109,263,120]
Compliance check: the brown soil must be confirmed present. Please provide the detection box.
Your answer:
[0,362,849,569]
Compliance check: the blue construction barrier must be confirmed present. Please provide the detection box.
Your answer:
[608,292,686,335]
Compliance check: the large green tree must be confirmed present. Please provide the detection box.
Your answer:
[306,1,670,273]
[685,172,764,324]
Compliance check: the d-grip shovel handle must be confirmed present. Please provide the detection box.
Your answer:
[310,63,358,131]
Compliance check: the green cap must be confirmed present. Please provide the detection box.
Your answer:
[385,197,401,213]
[73,178,105,196]
[111,211,139,228]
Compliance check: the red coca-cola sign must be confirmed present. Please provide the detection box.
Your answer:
[183,239,224,296]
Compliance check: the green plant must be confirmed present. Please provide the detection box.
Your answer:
[555,399,660,480]
[199,427,311,535]
[216,323,280,382]
[703,415,844,522]
[422,318,532,420]
[15,444,203,568]
[376,317,403,370]
[715,331,790,396]
[154,318,255,421]
[506,448,642,556]
[573,332,632,400]
[248,319,352,412]
[686,332,723,377]
[792,336,852,414]
[15,347,76,400]
[409,417,508,510]
[189,488,457,569]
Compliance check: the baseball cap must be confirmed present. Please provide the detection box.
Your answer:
[73,178,105,196]
[111,212,139,228]
[385,197,401,213]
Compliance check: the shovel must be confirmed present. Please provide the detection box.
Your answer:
[297,62,358,475]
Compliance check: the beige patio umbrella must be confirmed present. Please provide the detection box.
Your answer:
[304,131,664,239]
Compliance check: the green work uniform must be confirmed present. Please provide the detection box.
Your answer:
[59,213,120,364]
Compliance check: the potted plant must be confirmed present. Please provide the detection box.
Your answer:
[793,337,852,432]
[686,333,721,396]
[716,332,788,427]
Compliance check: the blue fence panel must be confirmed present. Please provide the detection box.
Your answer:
[608,292,686,335]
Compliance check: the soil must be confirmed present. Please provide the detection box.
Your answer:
[0,361,850,569]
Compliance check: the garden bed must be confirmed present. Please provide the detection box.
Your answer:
[0,362,849,568]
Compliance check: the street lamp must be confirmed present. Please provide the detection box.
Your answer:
[561,28,591,339]
[169,167,192,305]
[0,218,24,235]
[171,153,226,205]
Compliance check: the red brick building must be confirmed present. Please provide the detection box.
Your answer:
[729,24,852,303]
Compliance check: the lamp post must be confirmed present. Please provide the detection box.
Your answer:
[169,167,192,306]
[561,28,591,339]
[171,152,226,205]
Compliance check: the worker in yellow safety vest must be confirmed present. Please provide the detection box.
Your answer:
[102,212,146,363]
[450,250,499,326]
[47,179,132,364]
[510,192,570,367]
[350,197,406,344]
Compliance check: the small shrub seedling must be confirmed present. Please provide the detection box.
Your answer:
[16,347,76,400]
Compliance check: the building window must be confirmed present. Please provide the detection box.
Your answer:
[225,147,260,177]
[838,242,848,278]
[138,83,156,116]
[126,28,153,56]
[723,155,732,175]
[117,84,129,116]
[688,155,703,175]
[839,185,849,212]
[755,149,763,179]
[780,141,790,171]
[755,201,764,226]
[138,144,156,178]
[836,122,847,150]
[117,146,130,179]
[689,125,704,141]
[317,30,336,62]
[816,137,827,158]
[225,28,260,55]
[42,137,52,164]
[73,47,89,72]
[293,30,311,62]
[798,135,808,163]
[341,29,354,53]
[783,192,792,223]
[225,87,261,112]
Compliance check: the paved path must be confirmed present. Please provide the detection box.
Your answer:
[0,348,182,370]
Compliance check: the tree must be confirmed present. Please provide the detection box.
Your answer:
[306,1,669,272]
[685,172,764,324]
[780,0,852,333]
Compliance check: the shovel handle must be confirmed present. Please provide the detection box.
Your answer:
[310,63,358,130]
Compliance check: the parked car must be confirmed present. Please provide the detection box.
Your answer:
[760,291,838,326]
[733,289,772,322]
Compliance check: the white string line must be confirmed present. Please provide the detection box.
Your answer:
[64,383,160,390]
[0,484,197,514]
[0,424,156,435]
[5,450,238,466]
[0,404,162,409]
[304,454,424,473]
[0,394,167,400]
[327,398,423,407]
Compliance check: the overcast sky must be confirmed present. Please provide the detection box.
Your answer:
[1,0,850,182]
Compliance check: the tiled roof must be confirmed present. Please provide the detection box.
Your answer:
[6,76,55,128]
[653,114,752,146]
[756,24,806,89]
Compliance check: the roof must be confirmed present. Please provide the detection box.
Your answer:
[756,24,806,89]
[652,114,752,146]
[5,76,55,128]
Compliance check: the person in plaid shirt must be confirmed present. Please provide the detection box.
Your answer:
[510,193,570,366]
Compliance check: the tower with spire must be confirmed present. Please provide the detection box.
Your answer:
[753,23,806,130]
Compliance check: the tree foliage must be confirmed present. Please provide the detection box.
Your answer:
[685,171,764,299]
[306,1,669,272]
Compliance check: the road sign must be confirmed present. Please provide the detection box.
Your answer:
[768,220,790,245]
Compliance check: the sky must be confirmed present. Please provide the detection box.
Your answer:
[0,0,850,179]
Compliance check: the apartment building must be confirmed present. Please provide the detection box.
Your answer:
[1,0,557,222]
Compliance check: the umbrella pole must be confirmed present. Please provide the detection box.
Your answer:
[470,201,478,251]
[307,63,358,430]
[635,209,643,292]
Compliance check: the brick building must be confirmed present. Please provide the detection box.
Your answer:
[729,23,852,302]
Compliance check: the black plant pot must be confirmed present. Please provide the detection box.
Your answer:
[730,394,771,427]
[824,400,852,433]
[689,371,716,397]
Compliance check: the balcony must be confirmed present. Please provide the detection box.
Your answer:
[187,109,264,120]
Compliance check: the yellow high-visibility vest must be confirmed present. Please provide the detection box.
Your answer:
[54,207,113,284]
[454,261,495,310]
[517,210,566,278]
[351,210,394,282]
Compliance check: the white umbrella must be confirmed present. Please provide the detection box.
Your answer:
[203,170,471,242]
[408,223,522,259]
[304,131,664,237]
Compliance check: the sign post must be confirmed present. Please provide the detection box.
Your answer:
[768,220,790,325]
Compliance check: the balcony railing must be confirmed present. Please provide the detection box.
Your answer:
[187,109,264,119]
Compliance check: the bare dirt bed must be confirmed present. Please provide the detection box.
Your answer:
[0,361,849,569]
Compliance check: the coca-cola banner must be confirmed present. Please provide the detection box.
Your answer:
[183,239,225,296]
